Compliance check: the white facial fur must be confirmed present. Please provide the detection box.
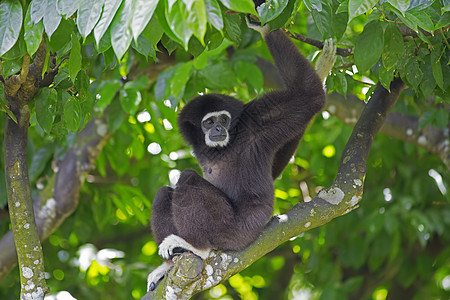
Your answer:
[202,110,231,148]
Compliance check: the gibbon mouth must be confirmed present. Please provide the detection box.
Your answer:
[210,134,227,141]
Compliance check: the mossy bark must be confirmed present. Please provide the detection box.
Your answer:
[3,43,48,299]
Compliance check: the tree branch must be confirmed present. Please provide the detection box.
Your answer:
[3,41,49,298]
[141,79,405,299]
[0,115,110,282]
[287,32,353,57]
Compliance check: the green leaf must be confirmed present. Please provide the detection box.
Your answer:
[303,0,323,12]
[354,21,384,74]
[419,56,436,98]
[97,80,122,112]
[205,0,224,31]
[0,0,23,57]
[311,3,332,38]
[124,75,151,90]
[30,0,46,24]
[165,1,193,48]
[406,9,434,33]
[0,84,17,123]
[348,0,378,22]
[111,0,134,60]
[430,47,443,90]
[223,14,241,44]
[77,0,104,38]
[435,109,448,128]
[332,11,349,40]
[43,0,62,37]
[24,4,44,56]
[35,88,58,133]
[418,109,435,130]
[170,61,194,98]
[386,0,410,14]
[0,57,23,77]
[94,0,122,45]
[130,0,158,41]
[132,35,156,59]
[180,0,207,43]
[404,60,423,90]
[120,89,142,115]
[47,18,74,52]
[154,65,180,101]
[200,62,238,89]
[29,145,54,183]
[257,0,289,23]
[141,15,164,47]
[154,1,183,44]
[378,66,394,90]
[56,0,80,17]
[64,96,82,132]
[219,0,257,14]
[69,33,82,82]
[382,24,404,70]
[107,98,125,132]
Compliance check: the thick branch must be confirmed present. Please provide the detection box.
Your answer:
[0,117,110,282]
[141,80,406,299]
[3,41,49,299]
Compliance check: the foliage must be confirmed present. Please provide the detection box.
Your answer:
[0,0,449,299]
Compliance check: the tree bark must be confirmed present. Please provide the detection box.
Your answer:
[3,43,48,299]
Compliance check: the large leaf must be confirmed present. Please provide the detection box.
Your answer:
[111,0,134,59]
[69,33,82,82]
[77,0,104,38]
[119,89,142,115]
[430,46,443,90]
[97,80,122,112]
[382,23,404,70]
[30,0,46,24]
[311,3,333,38]
[56,0,80,17]
[205,0,224,31]
[130,0,159,41]
[64,96,82,132]
[0,0,23,57]
[35,88,58,133]
[24,4,44,56]
[257,0,289,23]
[170,61,194,98]
[354,21,384,74]
[219,0,257,14]
[107,98,125,132]
[94,0,122,45]
[406,9,434,33]
[386,0,410,14]
[43,0,62,37]
[404,60,423,90]
[180,0,207,43]
[165,1,193,48]
[348,0,378,22]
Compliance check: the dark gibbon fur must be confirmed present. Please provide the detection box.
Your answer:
[150,29,325,254]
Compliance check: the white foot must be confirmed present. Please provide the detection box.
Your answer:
[147,261,173,291]
[315,38,337,82]
[158,234,211,260]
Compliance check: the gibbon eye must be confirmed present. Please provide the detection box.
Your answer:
[206,119,213,125]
